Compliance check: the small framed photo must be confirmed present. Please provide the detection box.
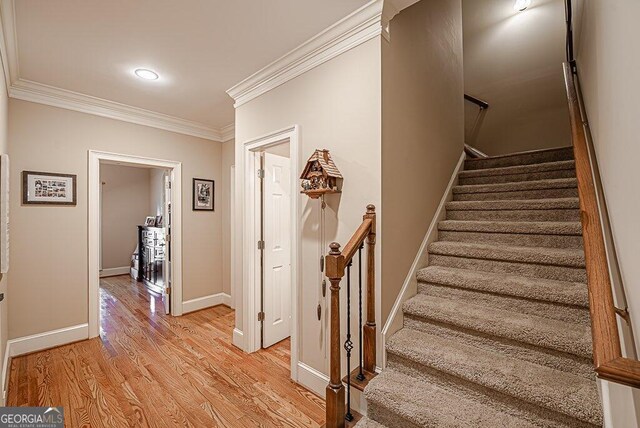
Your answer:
[193,178,214,211]
[145,216,156,226]
[22,171,76,205]
[155,215,163,227]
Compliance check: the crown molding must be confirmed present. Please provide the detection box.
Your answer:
[220,123,235,142]
[0,0,233,142]
[9,78,232,141]
[226,0,386,108]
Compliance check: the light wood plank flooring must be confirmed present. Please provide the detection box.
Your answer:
[7,275,325,427]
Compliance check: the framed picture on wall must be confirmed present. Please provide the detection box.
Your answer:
[22,171,77,206]
[193,178,214,211]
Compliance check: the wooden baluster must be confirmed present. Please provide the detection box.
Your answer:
[325,242,345,428]
[363,205,376,373]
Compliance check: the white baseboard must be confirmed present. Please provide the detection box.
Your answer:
[297,362,328,397]
[99,266,130,277]
[7,323,89,358]
[232,328,244,350]
[182,293,232,314]
[380,151,465,367]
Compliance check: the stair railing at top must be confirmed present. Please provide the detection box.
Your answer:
[325,205,377,428]
[464,94,490,146]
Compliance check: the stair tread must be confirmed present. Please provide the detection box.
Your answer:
[439,220,582,235]
[453,178,577,194]
[459,160,576,179]
[403,294,592,358]
[364,368,541,428]
[387,328,601,426]
[354,417,386,428]
[445,198,580,211]
[417,266,589,307]
[428,241,585,268]
[464,146,574,170]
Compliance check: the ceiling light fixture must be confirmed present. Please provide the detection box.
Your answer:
[134,68,159,80]
[514,0,531,11]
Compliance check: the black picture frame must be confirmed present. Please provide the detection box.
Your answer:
[22,170,77,206]
[192,178,214,211]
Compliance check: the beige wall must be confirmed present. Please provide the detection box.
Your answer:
[221,141,234,299]
[463,0,570,155]
[100,164,151,270]
[575,1,640,425]
[234,38,382,373]
[381,0,464,324]
[8,99,224,338]
[0,56,8,397]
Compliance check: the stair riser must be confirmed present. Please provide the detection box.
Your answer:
[447,209,581,222]
[366,404,423,428]
[459,169,576,185]
[386,354,598,428]
[438,230,584,249]
[454,187,578,201]
[403,316,594,379]
[464,148,575,170]
[418,283,590,324]
[429,254,587,282]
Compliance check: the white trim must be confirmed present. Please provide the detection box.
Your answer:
[220,124,235,142]
[0,3,233,142]
[7,323,89,357]
[232,328,244,349]
[380,152,465,367]
[296,362,328,397]
[99,266,130,278]
[226,0,385,108]
[1,343,10,405]
[230,165,236,309]
[89,150,183,338]
[182,293,231,314]
[241,125,300,383]
[9,79,231,142]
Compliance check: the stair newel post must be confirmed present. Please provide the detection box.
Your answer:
[363,204,377,373]
[326,242,346,428]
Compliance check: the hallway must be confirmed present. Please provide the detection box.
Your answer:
[7,276,325,427]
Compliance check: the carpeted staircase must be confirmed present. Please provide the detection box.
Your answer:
[358,146,603,428]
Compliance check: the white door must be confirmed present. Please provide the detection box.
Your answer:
[163,171,171,315]
[262,152,292,348]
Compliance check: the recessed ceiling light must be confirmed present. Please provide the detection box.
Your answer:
[134,68,159,80]
[514,0,531,11]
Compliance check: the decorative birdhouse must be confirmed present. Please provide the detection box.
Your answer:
[300,149,343,199]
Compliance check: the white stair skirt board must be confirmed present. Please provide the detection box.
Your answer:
[7,324,89,358]
[100,266,130,278]
[182,293,231,314]
[380,151,466,368]
[297,362,368,416]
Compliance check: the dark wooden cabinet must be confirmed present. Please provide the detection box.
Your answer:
[137,226,166,293]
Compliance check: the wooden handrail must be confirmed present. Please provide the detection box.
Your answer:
[464,93,489,110]
[563,62,640,387]
[325,205,377,428]
[464,144,488,159]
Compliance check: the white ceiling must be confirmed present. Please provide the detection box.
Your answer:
[10,0,369,130]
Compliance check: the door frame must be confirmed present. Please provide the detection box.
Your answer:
[241,125,300,380]
[88,150,183,338]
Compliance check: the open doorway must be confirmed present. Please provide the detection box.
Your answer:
[241,125,300,380]
[99,164,172,328]
[88,151,183,339]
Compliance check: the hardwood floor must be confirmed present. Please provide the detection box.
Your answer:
[7,275,325,427]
